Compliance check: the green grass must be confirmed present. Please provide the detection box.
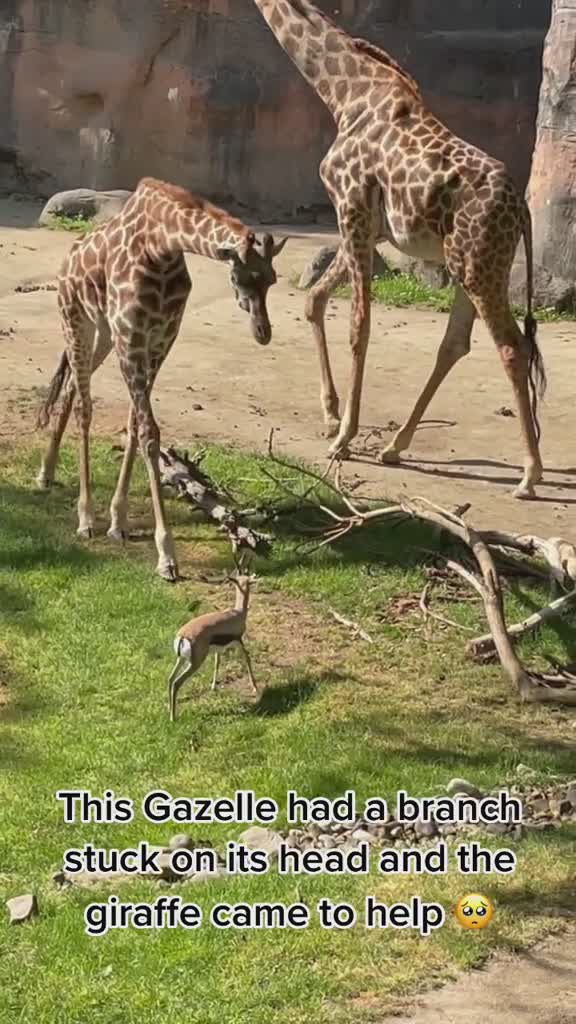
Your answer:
[1,439,575,1023]
[45,214,96,236]
[335,271,575,321]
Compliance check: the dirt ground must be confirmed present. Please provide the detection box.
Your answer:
[385,927,576,1024]
[1,196,575,539]
[1,196,575,1020]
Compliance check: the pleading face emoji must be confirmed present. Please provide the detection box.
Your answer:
[454,893,494,930]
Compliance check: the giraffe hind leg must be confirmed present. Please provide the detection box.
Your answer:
[470,288,544,499]
[380,285,476,463]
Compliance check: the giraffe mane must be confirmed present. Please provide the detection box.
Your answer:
[137,177,249,237]
[351,39,421,98]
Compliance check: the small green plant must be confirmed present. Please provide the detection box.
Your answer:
[335,272,575,321]
[45,213,96,236]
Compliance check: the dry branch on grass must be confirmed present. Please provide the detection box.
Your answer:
[262,435,576,706]
[159,447,272,560]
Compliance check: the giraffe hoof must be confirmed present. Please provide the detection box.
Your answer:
[380,447,402,465]
[512,483,537,501]
[324,418,341,440]
[107,527,127,543]
[328,439,351,460]
[158,561,180,583]
[77,526,94,540]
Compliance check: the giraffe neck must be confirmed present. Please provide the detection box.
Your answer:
[252,0,361,120]
[137,179,251,261]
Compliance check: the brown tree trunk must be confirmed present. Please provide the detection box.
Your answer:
[525,0,576,311]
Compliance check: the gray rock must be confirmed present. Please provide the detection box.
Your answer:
[188,866,224,883]
[415,819,438,838]
[318,835,337,849]
[38,188,133,227]
[351,828,378,845]
[168,833,195,852]
[529,796,551,816]
[486,821,509,836]
[298,245,390,289]
[446,778,484,800]
[566,784,576,808]
[238,826,283,860]
[524,820,558,833]
[6,893,38,924]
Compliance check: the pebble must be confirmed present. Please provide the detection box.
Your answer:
[6,893,38,925]
[415,819,438,838]
[168,833,195,851]
[351,828,378,845]
[446,778,484,799]
[238,826,283,860]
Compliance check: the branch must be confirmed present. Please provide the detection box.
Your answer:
[480,532,576,586]
[159,447,272,559]
[468,589,576,660]
[400,498,576,706]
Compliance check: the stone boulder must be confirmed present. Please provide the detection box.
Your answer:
[298,245,391,290]
[522,0,576,311]
[38,188,132,226]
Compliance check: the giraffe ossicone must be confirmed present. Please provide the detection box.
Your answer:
[36,177,288,580]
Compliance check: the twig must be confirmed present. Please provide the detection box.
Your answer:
[419,582,475,633]
[468,589,576,659]
[328,608,374,644]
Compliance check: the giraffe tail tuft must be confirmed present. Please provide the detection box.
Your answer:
[36,350,71,430]
[522,202,546,445]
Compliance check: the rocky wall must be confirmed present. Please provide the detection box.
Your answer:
[0,0,551,221]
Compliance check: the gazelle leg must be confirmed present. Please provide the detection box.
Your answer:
[238,639,258,694]
[211,652,221,691]
[168,659,194,722]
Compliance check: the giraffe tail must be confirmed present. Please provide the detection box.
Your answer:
[521,201,546,444]
[36,350,71,429]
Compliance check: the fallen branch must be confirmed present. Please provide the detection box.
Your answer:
[328,608,373,644]
[260,437,576,706]
[159,447,272,559]
[401,498,576,705]
[480,532,576,587]
[468,589,576,660]
[419,582,476,634]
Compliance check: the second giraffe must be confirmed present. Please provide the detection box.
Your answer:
[36,177,287,580]
[253,0,547,499]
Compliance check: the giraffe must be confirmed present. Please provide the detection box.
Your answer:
[251,0,547,499]
[36,177,287,580]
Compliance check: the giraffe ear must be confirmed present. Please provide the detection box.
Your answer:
[238,231,256,262]
[272,236,289,258]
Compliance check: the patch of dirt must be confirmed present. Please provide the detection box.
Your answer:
[381,927,576,1024]
[1,197,576,539]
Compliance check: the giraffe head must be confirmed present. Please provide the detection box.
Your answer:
[216,232,288,345]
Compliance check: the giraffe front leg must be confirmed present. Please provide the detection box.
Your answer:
[380,286,475,464]
[36,383,75,489]
[108,405,138,542]
[305,247,349,438]
[138,412,179,581]
[74,385,95,539]
[327,216,373,459]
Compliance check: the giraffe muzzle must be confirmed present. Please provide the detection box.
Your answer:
[252,318,272,346]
